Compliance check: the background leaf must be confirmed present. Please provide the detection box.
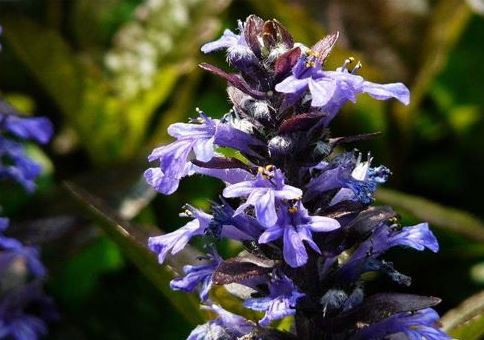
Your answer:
[1,16,83,120]
[63,182,205,325]
[442,290,484,340]
[376,188,484,242]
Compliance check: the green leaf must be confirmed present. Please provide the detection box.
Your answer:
[51,236,124,307]
[63,182,205,325]
[375,188,484,242]
[1,16,83,121]
[80,63,185,162]
[69,0,140,50]
[148,70,203,146]
[391,0,472,135]
[442,290,484,340]
[119,63,186,158]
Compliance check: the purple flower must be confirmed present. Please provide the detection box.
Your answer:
[144,114,218,195]
[170,250,222,302]
[351,222,439,262]
[0,281,58,340]
[2,115,53,145]
[244,274,304,326]
[258,201,340,268]
[275,54,409,124]
[304,155,355,201]
[187,304,253,340]
[275,54,335,107]
[0,218,7,230]
[208,200,263,241]
[145,112,262,195]
[329,154,391,205]
[353,308,450,340]
[0,218,46,278]
[148,16,449,339]
[335,223,438,286]
[305,153,389,205]
[0,108,53,192]
[223,167,302,228]
[201,20,257,70]
[0,137,42,192]
[190,162,255,186]
[148,206,212,264]
[318,63,410,126]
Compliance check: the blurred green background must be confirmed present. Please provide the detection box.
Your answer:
[0,0,483,339]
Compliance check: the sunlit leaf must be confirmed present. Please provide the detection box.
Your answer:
[391,0,472,134]
[442,290,484,340]
[148,70,203,145]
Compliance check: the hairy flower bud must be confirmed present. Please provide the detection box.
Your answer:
[243,99,271,120]
[268,135,293,158]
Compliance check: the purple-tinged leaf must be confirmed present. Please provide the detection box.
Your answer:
[343,206,398,241]
[199,63,267,99]
[272,19,294,49]
[320,293,441,332]
[262,20,294,50]
[191,157,252,171]
[323,200,367,219]
[244,15,265,58]
[274,47,301,80]
[278,112,320,134]
[329,132,382,146]
[212,257,272,285]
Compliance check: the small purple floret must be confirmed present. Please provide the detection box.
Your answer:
[145,113,262,195]
[275,54,410,125]
[187,304,253,340]
[148,206,212,264]
[170,250,221,302]
[351,222,439,262]
[244,274,304,326]
[201,20,258,71]
[0,218,46,277]
[258,201,340,268]
[223,168,302,228]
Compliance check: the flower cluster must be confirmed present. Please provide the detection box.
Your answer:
[146,16,449,339]
[0,27,57,339]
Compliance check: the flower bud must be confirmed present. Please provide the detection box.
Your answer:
[268,135,293,158]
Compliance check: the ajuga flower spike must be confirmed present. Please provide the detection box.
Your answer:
[146,15,449,340]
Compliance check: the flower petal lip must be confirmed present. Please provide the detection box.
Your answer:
[147,209,211,264]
